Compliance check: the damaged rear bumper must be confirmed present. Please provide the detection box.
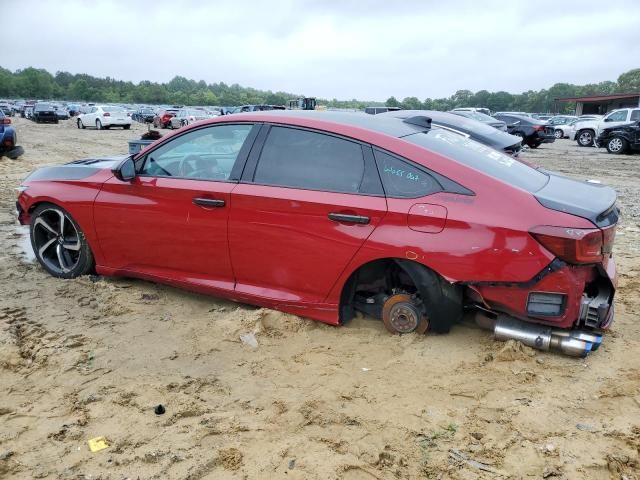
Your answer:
[472,257,616,357]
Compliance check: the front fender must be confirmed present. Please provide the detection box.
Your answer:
[17,180,108,266]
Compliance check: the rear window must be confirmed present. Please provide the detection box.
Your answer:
[436,115,499,135]
[102,106,125,113]
[403,129,549,193]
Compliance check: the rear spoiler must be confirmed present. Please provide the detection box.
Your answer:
[403,116,432,130]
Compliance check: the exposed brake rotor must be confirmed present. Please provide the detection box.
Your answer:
[382,293,429,334]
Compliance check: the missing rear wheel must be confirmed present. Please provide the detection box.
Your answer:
[382,293,429,334]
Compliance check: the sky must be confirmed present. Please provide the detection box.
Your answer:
[4,0,640,101]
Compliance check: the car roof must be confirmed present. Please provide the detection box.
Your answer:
[221,110,423,137]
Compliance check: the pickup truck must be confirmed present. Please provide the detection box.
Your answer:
[573,107,640,147]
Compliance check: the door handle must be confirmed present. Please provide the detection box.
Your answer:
[192,198,225,208]
[328,212,370,225]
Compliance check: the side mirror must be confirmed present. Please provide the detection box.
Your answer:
[113,157,136,182]
[604,117,612,122]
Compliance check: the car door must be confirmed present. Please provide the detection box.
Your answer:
[599,109,629,134]
[228,125,387,304]
[85,107,97,125]
[93,122,259,292]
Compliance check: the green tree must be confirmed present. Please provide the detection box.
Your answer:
[385,96,400,107]
[617,68,640,92]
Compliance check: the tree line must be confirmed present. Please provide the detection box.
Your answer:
[386,68,640,113]
[0,65,638,112]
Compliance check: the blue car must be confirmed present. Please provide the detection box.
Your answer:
[0,111,24,159]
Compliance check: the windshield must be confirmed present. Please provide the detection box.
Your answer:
[402,129,549,192]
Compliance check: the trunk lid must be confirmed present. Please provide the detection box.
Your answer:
[535,173,618,227]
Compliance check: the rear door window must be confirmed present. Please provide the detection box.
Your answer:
[630,110,640,122]
[253,126,366,194]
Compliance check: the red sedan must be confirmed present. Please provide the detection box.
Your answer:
[16,111,618,356]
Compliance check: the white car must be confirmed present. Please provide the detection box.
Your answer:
[546,115,577,139]
[76,105,132,130]
[451,107,491,116]
[169,109,213,129]
[572,108,640,146]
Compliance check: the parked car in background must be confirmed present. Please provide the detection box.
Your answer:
[365,106,401,115]
[237,104,287,113]
[32,103,59,123]
[23,105,34,120]
[451,107,491,116]
[449,109,507,131]
[547,115,577,126]
[54,105,70,120]
[132,107,155,123]
[77,105,132,130]
[382,110,522,156]
[493,113,555,148]
[494,111,531,117]
[169,108,212,129]
[0,111,24,159]
[573,108,640,147]
[532,114,554,121]
[597,120,640,154]
[0,103,13,117]
[546,115,578,139]
[153,108,180,128]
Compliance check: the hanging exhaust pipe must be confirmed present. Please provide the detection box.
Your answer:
[478,313,602,357]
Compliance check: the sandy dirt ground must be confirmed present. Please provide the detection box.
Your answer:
[0,117,639,480]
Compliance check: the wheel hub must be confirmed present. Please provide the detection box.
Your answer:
[382,293,429,334]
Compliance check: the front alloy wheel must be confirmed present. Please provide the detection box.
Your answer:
[606,136,628,154]
[30,204,94,278]
[577,130,594,147]
[554,129,563,139]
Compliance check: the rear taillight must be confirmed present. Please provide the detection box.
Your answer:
[601,225,616,255]
[1,118,10,125]
[530,225,612,264]
[534,124,545,131]
[103,112,111,117]
[3,138,13,147]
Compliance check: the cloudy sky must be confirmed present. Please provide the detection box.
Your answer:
[4,0,639,100]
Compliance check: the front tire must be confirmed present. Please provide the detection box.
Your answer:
[554,129,563,139]
[577,129,595,147]
[30,204,94,279]
[606,136,628,154]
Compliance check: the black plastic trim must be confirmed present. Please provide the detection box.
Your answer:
[461,258,566,289]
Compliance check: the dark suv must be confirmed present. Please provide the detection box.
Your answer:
[597,121,640,154]
[493,114,555,148]
[32,103,59,124]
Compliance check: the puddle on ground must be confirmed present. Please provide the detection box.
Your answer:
[15,225,35,263]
